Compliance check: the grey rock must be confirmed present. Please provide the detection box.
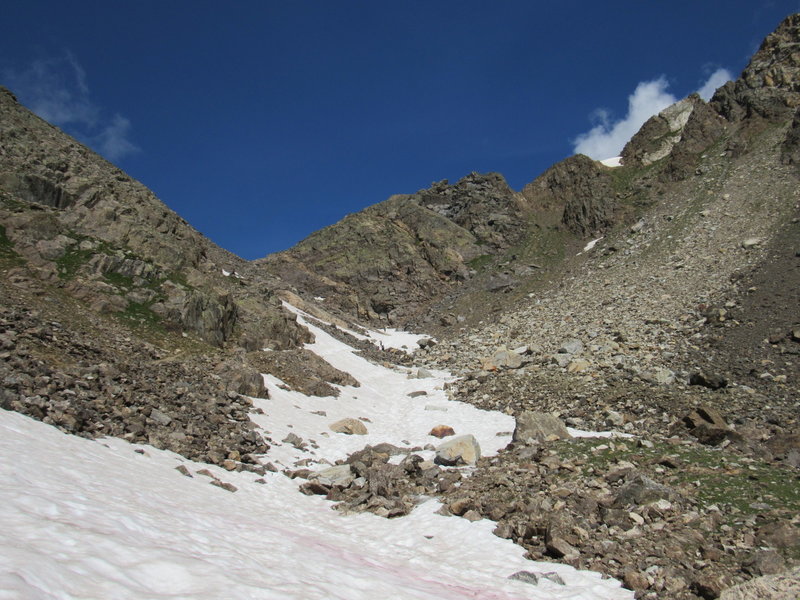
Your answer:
[330,418,368,435]
[720,566,800,600]
[313,464,354,487]
[282,432,307,449]
[558,339,584,355]
[614,475,679,507]
[512,411,571,444]
[434,434,481,466]
[639,367,676,385]
[149,409,172,426]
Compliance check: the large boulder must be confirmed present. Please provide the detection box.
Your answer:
[434,434,481,466]
[480,346,523,370]
[217,361,268,398]
[330,418,368,435]
[720,566,800,600]
[512,411,572,445]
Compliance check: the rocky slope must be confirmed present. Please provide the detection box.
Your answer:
[0,86,308,352]
[0,85,317,465]
[256,160,625,326]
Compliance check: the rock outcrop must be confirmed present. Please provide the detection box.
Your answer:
[257,172,532,323]
[521,154,616,236]
[712,13,800,123]
[0,86,308,350]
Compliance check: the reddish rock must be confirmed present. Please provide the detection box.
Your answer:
[429,425,456,438]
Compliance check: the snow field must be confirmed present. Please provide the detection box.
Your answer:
[0,409,631,599]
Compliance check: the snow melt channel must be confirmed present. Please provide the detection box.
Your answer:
[252,303,515,467]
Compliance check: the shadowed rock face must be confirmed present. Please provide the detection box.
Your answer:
[521,154,616,237]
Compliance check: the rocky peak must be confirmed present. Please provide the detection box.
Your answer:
[741,13,800,93]
[257,172,526,323]
[712,13,800,122]
[413,172,523,250]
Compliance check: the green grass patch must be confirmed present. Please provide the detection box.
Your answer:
[55,245,95,279]
[165,270,192,289]
[468,254,494,270]
[0,225,18,259]
[116,301,163,328]
[103,271,135,289]
[554,437,800,523]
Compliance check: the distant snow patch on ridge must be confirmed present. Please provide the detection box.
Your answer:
[283,301,427,353]
[573,77,676,160]
[599,156,622,167]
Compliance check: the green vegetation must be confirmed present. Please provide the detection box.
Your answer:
[0,225,17,259]
[116,300,163,329]
[467,254,493,270]
[555,437,800,524]
[102,271,135,289]
[55,244,96,279]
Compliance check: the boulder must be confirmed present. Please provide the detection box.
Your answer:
[481,346,523,370]
[220,363,268,398]
[512,411,572,444]
[639,367,676,385]
[614,475,679,507]
[312,464,354,487]
[434,434,481,466]
[330,418,368,435]
[567,358,591,373]
[558,339,584,355]
[429,425,455,438]
[689,371,728,390]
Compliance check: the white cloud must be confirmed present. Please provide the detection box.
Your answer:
[2,53,139,161]
[96,114,138,161]
[696,67,732,101]
[572,68,733,160]
[572,77,677,160]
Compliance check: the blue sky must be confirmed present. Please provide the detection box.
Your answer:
[2,1,798,259]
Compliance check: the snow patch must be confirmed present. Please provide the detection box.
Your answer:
[599,156,622,167]
[283,301,428,353]
[577,237,604,255]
